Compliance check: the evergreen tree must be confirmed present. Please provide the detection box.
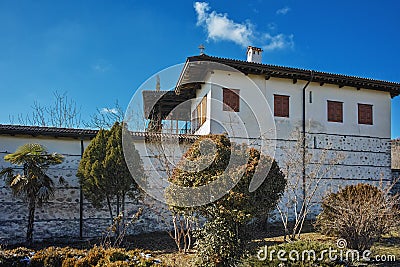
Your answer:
[77,122,144,227]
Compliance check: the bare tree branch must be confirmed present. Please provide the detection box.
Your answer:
[10,91,83,128]
[276,129,345,241]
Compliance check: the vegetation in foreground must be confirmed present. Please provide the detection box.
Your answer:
[1,228,399,267]
[0,246,161,267]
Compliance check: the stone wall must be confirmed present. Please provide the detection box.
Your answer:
[0,131,393,244]
[393,169,400,194]
[392,140,400,169]
[270,133,392,222]
[0,134,171,245]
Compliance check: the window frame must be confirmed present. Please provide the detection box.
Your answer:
[327,100,343,123]
[191,95,207,132]
[274,94,290,118]
[358,103,373,125]
[222,88,240,112]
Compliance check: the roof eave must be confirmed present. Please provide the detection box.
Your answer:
[187,55,400,98]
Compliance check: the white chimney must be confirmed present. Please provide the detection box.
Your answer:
[246,46,263,63]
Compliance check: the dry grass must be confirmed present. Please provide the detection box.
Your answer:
[157,251,195,267]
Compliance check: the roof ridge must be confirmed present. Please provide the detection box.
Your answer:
[186,54,400,97]
[190,54,400,86]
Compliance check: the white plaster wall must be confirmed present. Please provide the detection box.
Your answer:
[306,83,391,138]
[191,70,393,222]
[192,71,391,139]
[201,70,275,140]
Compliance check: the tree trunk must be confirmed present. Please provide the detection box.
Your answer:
[106,195,113,225]
[26,198,35,246]
[122,193,125,224]
[116,194,120,236]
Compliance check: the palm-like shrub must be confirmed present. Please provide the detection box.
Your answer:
[0,144,63,245]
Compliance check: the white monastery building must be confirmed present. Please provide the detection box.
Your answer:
[1,47,400,242]
[145,47,399,181]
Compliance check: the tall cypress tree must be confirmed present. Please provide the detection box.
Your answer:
[77,122,144,227]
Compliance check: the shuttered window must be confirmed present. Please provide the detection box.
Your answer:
[274,94,290,117]
[327,101,343,123]
[223,88,240,112]
[358,104,373,125]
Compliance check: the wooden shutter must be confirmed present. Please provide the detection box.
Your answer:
[223,89,240,112]
[327,101,343,122]
[200,96,207,125]
[274,95,289,117]
[358,104,373,125]
[192,96,208,132]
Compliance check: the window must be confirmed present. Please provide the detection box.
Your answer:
[223,88,240,112]
[274,94,289,117]
[358,104,373,125]
[191,96,207,132]
[327,101,343,123]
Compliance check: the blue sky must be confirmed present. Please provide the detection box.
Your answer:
[0,0,399,137]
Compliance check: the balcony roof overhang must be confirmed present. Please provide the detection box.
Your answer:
[142,90,195,121]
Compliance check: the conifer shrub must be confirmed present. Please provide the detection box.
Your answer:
[30,247,84,267]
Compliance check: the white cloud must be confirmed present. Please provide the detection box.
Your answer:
[194,2,294,51]
[267,22,277,31]
[262,33,294,51]
[101,107,119,114]
[276,6,290,15]
[194,2,253,47]
[92,59,112,73]
[194,2,209,26]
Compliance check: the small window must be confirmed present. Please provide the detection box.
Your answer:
[358,104,373,125]
[223,88,240,112]
[327,101,343,123]
[274,94,289,117]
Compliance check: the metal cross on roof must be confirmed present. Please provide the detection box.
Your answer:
[198,44,205,55]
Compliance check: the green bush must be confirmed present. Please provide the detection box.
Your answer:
[316,183,400,251]
[168,134,287,265]
[243,240,345,267]
[194,217,242,267]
